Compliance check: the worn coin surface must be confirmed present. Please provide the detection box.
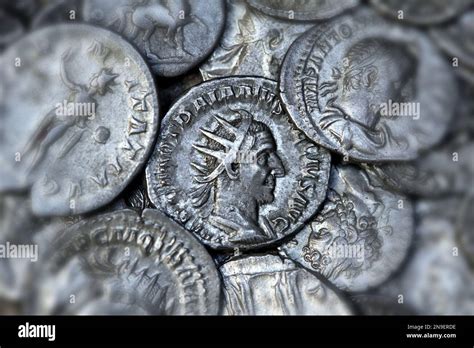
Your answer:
[280,164,414,292]
[26,209,221,315]
[220,254,353,315]
[280,9,457,162]
[83,0,226,77]
[200,0,313,80]
[146,77,331,250]
[246,0,359,21]
[363,135,474,197]
[0,24,159,216]
[370,0,472,26]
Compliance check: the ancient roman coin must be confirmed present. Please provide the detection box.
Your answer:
[0,9,24,51]
[280,164,414,292]
[83,0,226,77]
[280,8,457,162]
[25,209,221,315]
[375,198,474,315]
[200,0,313,80]
[369,0,472,26]
[146,77,331,250]
[362,135,474,197]
[246,0,359,21]
[220,254,353,315]
[0,24,159,216]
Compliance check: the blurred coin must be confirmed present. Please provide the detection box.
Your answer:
[375,198,474,315]
[200,0,313,80]
[32,0,83,28]
[280,8,457,162]
[350,294,417,315]
[363,135,474,197]
[26,209,221,314]
[220,254,353,315]
[83,0,226,77]
[0,9,24,51]
[0,24,159,216]
[146,77,331,250]
[370,0,472,26]
[247,0,359,21]
[280,164,414,292]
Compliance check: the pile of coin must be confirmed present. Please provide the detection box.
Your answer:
[0,0,472,315]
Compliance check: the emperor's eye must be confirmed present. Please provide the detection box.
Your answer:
[257,152,269,165]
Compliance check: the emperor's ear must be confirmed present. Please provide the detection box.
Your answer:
[363,66,378,88]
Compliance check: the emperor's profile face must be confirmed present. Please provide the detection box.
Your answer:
[336,39,415,129]
[237,128,285,205]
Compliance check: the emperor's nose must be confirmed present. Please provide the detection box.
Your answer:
[269,153,285,178]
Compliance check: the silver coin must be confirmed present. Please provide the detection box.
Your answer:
[146,77,331,250]
[83,0,226,77]
[0,24,159,216]
[26,209,221,315]
[246,0,359,21]
[280,8,457,162]
[280,164,414,292]
[370,0,472,26]
[219,254,353,315]
[31,0,83,28]
[200,0,313,80]
[375,198,474,315]
[0,9,24,51]
[362,135,474,197]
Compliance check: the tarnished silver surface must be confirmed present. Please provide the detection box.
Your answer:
[83,0,226,77]
[370,0,472,26]
[280,164,414,292]
[146,77,331,250]
[246,0,359,21]
[363,135,474,197]
[375,198,474,315]
[200,0,313,80]
[280,8,457,162]
[0,24,159,216]
[220,254,353,315]
[26,209,221,315]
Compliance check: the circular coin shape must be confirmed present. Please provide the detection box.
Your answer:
[246,0,360,21]
[280,164,414,292]
[280,9,457,162]
[146,77,331,250]
[220,254,353,315]
[83,0,226,77]
[26,209,221,315]
[0,24,159,216]
[369,0,472,26]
